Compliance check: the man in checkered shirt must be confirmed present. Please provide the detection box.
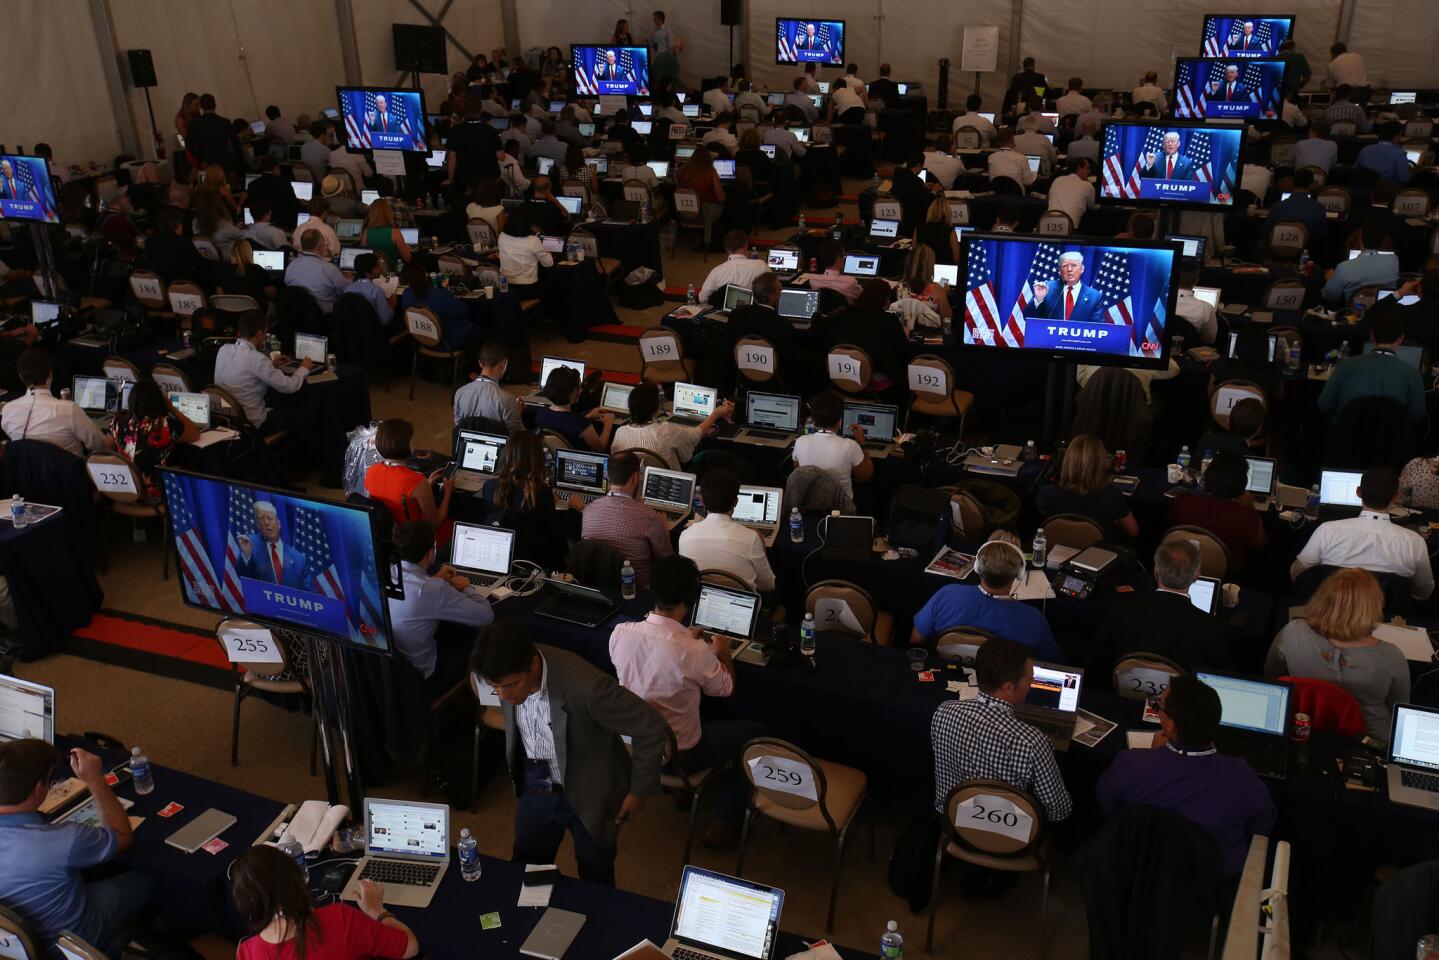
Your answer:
[931,638,1072,821]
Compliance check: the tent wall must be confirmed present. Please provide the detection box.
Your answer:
[1346,0,1439,89]
[352,0,506,116]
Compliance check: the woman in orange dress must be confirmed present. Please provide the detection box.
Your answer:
[364,419,454,544]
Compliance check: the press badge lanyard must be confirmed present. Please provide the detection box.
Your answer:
[1167,743,1218,758]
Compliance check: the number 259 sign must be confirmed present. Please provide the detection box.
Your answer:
[747,755,817,801]
[956,794,1033,842]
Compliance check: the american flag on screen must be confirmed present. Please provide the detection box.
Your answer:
[220,486,257,611]
[291,506,385,645]
[964,240,1017,347]
[11,160,55,220]
[777,21,834,62]
[1092,250,1164,355]
[1004,243,1064,348]
[169,483,227,611]
[1203,19,1242,57]
[344,91,413,149]
[1187,128,1230,197]
[1104,125,1166,199]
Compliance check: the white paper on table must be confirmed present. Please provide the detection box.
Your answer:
[1377,623,1436,662]
[1126,730,1157,750]
[192,428,240,449]
[519,864,556,907]
[1012,568,1055,600]
[1072,715,1095,737]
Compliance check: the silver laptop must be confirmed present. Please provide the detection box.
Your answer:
[341,797,450,908]
[284,333,328,372]
[690,583,762,659]
[0,673,55,743]
[869,219,900,242]
[452,430,507,492]
[642,465,696,531]
[598,382,634,420]
[766,247,801,280]
[73,375,119,427]
[662,866,785,960]
[1014,662,1084,751]
[717,283,756,316]
[1319,469,1363,509]
[339,247,370,271]
[732,484,784,547]
[168,392,212,429]
[553,448,609,507]
[733,392,801,447]
[1388,703,1439,811]
[1244,455,1276,510]
[667,382,718,427]
[842,401,899,459]
[449,522,515,593]
[336,219,364,243]
[524,356,586,407]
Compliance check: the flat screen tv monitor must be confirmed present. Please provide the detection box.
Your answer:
[159,469,396,653]
[572,45,650,97]
[1099,120,1244,208]
[958,233,1179,368]
[336,86,429,152]
[1200,15,1295,58]
[775,18,845,65]
[0,154,59,223]
[1173,58,1286,120]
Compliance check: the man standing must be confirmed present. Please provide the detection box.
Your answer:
[1140,132,1197,180]
[445,96,504,204]
[188,93,242,171]
[473,622,668,884]
[236,500,310,587]
[595,50,622,82]
[1031,251,1103,324]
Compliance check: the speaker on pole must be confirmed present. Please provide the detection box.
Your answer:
[720,0,742,26]
[127,49,157,88]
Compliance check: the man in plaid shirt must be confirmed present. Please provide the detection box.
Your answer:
[931,638,1072,822]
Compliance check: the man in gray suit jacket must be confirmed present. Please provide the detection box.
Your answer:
[472,622,668,884]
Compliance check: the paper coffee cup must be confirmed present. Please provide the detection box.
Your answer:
[1222,583,1241,607]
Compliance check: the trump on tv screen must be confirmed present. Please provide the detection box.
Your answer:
[0,154,59,224]
[161,470,393,653]
[1200,15,1294,58]
[572,45,650,97]
[776,18,845,65]
[960,235,1178,365]
[1100,122,1242,207]
[336,87,428,152]
[1173,58,1286,120]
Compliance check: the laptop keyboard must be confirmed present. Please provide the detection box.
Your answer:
[1022,716,1073,742]
[1401,769,1439,793]
[359,859,442,887]
[559,490,602,505]
[672,948,715,960]
[744,428,791,440]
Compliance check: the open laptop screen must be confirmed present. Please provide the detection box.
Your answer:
[777,288,819,319]
[554,449,608,494]
[745,393,800,431]
[450,522,514,576]
[1024,664,1082,713]
[1244,456,1275,495]
[600,382,633,412]
[168,392,212,428]
[539,356,585,385]
[1319,469,1363,507]
[672,382,717,418]
[1171,234,1206,261]
[843,253,879,276]
[31,300,61,328]
[841,402,897,441]
[869,219,899,239]
[455,431,506,473]
[1188,576,1219,614]
[1392,705,1439,770]
[1197,673,1289,735]
[557,195,583,216]
[767,248,800,272]
[364,799,448,860]
[692,583,761,640]
[670,866,784,960]
[732,486,782,525]
[73,375,117,414]
[0,673,54,742]
[643,467,695,510]
[722,284,755,311]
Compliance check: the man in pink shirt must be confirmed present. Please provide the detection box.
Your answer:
[803,238,863,304]
[608,555,765,848]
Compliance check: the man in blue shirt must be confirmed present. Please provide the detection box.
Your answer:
[0,740,153,957]
[342,253,395,326]
[1265,167,1327,250]
[1318,309,1426,421]
[910,537,1062,663]
[1322,220,1399,307]
[1355,121,1412,185]
[282,229,348,313]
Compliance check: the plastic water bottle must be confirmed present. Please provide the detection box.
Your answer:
[1298,249,1309,274]
[804,416,816,435]
[789,507,804,543]
[1031,530,1047,569]
[686,283,697,305]
[1022,439,1037,462]
[1287,342,1301,374]
[620,560,637,600]
[278,838,306,870]
[799,613,817,656]
[9,495,26,529]
[1339,340,1350,360]
[1305,485,1320,522]
[1176,445,1192,476]
[458,828,482,881]
[1200,448,1215,480]
[498,274,509,294]
[130,746,154,795]
[693,487,706,518]
[798,211,807,232]
[881,921,904,960]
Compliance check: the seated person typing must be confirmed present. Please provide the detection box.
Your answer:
[1196,397,1266,459]
[579,450,673,588]
[1168,451,1267,575]
[213,309,312,434]
[452,341,523,432]
[1317,310,1425,423]
[677,469,776,593]
[534,365,614,452]
[0,348,115,457]
[698,229,770,305]
[792,391,872,511]
[388,520,495,697]
[613,382,733,470]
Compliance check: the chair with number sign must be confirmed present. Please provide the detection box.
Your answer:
[102,355,141,384]
[1266,222,1308,263]
[804,580,892,645]
[1208,379,1267,430]
[85,452,169,580]
[1160,526,1230,580]
[406,306,464,400]
[637,326,695,385]
[467,219,497,248]
[928,780,1051,954]
[203,384,290,447]
[1261,280,1307,313]
[167,280,208,322]
[906,355,974,439]
[569,227,622,283]
[872,196,902,222]
[826,344,874,396]
[734,335,781,393]
[217,617,317,773]
[151,363,194,396]
[700,568,751,590]
[0,903,45,960]
[935,626,999,665]
[953,127,982,150]
[659,724,718,867]
[55,932,109,960]
[469,671,508,811]
[736,737,870,932]
[127,268,169,313]
[672,187,710,260]
[1111,653,1185,701]
[1037,210,1073,237]
[1269,324,1302,364]
[626,447,671,474]
[1316,185,1351,219]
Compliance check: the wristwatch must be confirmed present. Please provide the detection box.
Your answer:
[376,912,396,924]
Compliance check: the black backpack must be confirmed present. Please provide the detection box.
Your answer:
[886,484,950,553]
[888,812,942,912]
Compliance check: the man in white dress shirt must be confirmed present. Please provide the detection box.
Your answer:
[987,129,1035,190]
[678,470,776,592]
[1292,467,1434,599]
[1045,158,1096,229]
[1325,43,1368,90]
[702,78,732,118]
[213,311,312,433]
[1131,71,1168,114]
[1055,77,1092,118]
[698,230,770,304]
[827,79,864,122]
[0,350,113,458]
[923,134,965,190]
[1173,260,1219,345]
[951,94,997,146]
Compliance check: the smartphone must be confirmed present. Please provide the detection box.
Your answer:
[523,867,561,886]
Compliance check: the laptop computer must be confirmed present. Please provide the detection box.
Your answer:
[642,466,696,531]
[843,253,880,278]
[1387,703,1439,811]
[842,401,900,459]
[449,522,515,593]
[534,577,619,627]
[556,195,583,217]
[1187,575,1220,614]
[292,181,313,201]
[868,219,900,242]
[766,247,801,281]
[252,249,286,273]
[667,382,718,426]
[933,264,959,287]
[1225,330,1277,362]
[690,582,762,658]
[525,357,586,406]
[168,392,212,430]
[1363,342,1428,373]
[778,287,820,325]
[1244,455,1276,509]
[1196,672,1291,779]
[734,392,801,447]
[1319,468,1363,509]
[540,234,566,255]
[284,333,328,372]
[646,160,671,180]
[0,673,54,743]
[713,159,736,180]
[537,157,555,176]
[661,866,784,960]
[674,144,697,160]
[584,156,609,176]
[452,430,507,492]
[30,300,62,331]
[598,382,633,421]
[338,247,370,271]
[552,448,609,507]
[718,283,756,315]
[426,149,447,169]
[732,485,784,547]
[759,143,777,159]
[399,227,419,246]
[820,515,874,561]
[1171,234,1206,262]
[1014,662,1084,750]
[340,797,450,908]
[73,375,119,427]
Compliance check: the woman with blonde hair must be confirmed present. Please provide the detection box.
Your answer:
[1265,568,1408,740]
[193,188,243,259]
[1035,433,1139,536]
[363,198,412,269]
[898,244,952,324]
[219,238,277,308]
[916,194,961,264]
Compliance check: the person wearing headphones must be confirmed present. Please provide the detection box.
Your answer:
[909,531,1062,663]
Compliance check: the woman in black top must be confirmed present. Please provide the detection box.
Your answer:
[480,431,577,570]
[218,239,276,310]
[1035,433,1139,537]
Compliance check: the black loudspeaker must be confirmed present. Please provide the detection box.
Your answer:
[720,0,742,26]
[392,24,447,74]
[127,49,157,88]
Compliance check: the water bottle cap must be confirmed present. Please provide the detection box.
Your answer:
[460,828,472,838]
[131,746,141,756]
[887,921,898,931]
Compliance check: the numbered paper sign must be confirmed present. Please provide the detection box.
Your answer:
[814,597,863,635]
[477,682,502,707]
[406,311,440,340]
[1396,196,1428,217]
[950,203,970,225]
[0,933,28,960]
[747,755,817,801]
[170,292,203,315]
[219,626,284,664]
[956,794,1034,843]
[1272,225,1304,247]
[372,149,407,177]
[827,353,862,385]
[131,276,163,301]
[1118,667,1174,699]
[642,337,678,362]
[1040,217,1070,236]
[738,344,775,372]
[87,462,138,496]
[908,365,946,393]
[153,374,187,396]
[623,184,649,203]
[1267,289,1302,310]
[873,200,901,221]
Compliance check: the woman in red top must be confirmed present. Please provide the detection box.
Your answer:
[364,419,454,543]
[232,844,419,960]
[1168,450,1267,577]
[677,150,727,244]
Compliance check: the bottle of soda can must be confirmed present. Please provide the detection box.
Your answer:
[1417,934,1439,959]
[1291,712,1312,743]
[1113,450,1127,473]
[809,258,819,272]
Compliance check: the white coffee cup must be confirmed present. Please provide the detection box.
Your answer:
[1167,463,1184,483]
[1222,582,1241,608]
[484,285,495,300]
